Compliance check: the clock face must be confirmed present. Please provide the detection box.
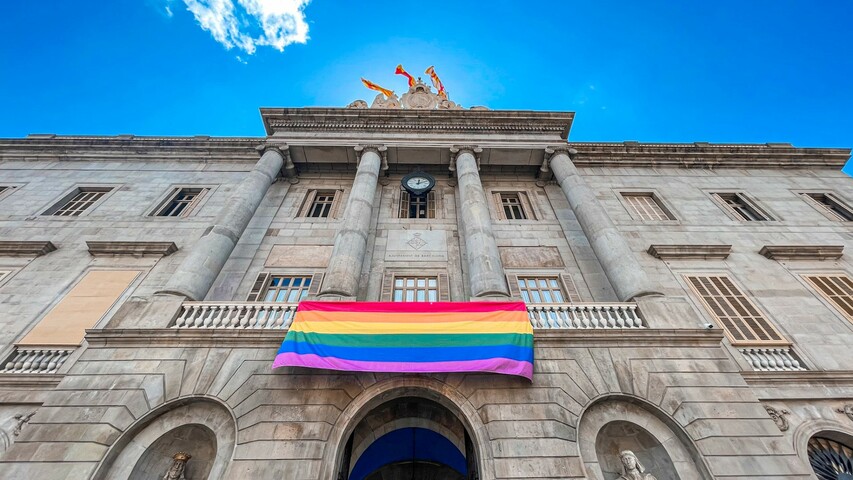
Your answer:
[406,176,431,190]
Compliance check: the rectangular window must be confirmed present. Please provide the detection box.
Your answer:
[262,275,314,303]
[399,191,436,219]
[393,276,439,302]
[685,275,786,344]
[46,187,113,216]
[0,185,17,199]
[622,193,674,221]
[0,270,9,283]
[712,193,771,221]
[516,276,566,304]
[298,190,340,218]
[804,274,853,321]
[800,193,853,221]
[151,187,209,217]
[493,192,536,220]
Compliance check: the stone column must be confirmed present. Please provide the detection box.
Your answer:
[451,146,509,298]
[548,148,661,301]
[319,145,384,299]
[158,145,286,301]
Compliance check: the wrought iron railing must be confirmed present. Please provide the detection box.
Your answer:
[1,347,74,374]
[171,302,644,330]
[738,346,807,371]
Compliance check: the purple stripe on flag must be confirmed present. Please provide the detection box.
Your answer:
[274,352,533,380]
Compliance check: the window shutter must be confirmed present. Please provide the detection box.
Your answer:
[560,274,582,303]
[183,188,208,217]
[380,271,395,301]
[506,274,522,300]
[686,275,786,344]
[492,192,506,220]
[519,192,537,220]
[246,272,270,301]
[330,189,344,218]
[399,190,410,218]
[427,191,437,219]
[307,272,324,296]
[804,274,853,319]
[438,273,450,301]
[297,190,317,217]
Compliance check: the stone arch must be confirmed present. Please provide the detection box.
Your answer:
[92,396,237,480]
[577,395,712,480]
[793,417,853,477]
[319,376,496,480]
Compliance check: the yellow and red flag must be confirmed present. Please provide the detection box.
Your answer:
[395,64,416,87]
[425,66,446,98]
[361,78,394,98]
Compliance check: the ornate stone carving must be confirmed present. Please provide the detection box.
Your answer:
[764,406,791,431]
[12,412,35,437]
[162,452,191,480]
[346,99,368,109]
[836,404,853,421]
[617,450,657,480]
[370,93,400,109]
[449,145,482,173]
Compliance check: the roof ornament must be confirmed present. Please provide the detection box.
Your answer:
[351,65,476,110]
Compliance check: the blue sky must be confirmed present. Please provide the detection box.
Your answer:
[1,1,852,156]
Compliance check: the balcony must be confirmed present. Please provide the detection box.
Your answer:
[171,301,646,330]
[1,347,74,374]
[738,346,807,372]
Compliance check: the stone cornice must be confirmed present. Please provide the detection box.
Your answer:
[741,371,853,390]
[0,373,63,389]
[84,327,724,349]
[261,107,574,139]
[759,245,844,261]
[568,141,851,169]
[0,241,57,257]
[647,244,732,260]
[86,241,178,257]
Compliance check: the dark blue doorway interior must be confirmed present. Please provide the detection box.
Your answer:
[349,427,466,480]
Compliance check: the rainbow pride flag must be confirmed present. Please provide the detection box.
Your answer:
[273,301,533,380]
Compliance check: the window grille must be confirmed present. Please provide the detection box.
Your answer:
[804,274,853,321]
[298,190,340,218]
[152,187,208,217]
[800,193,853,221]
[399,191,436,219]
[48,187,113,216]
[685,275,786,344]
[622,193,673,221]
[712,193,770,221]
[393,276,439,302]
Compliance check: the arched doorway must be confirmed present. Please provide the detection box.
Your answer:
[807,433,853,480]
[337,396,479,480]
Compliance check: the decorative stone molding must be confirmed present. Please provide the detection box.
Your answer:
[647,244,732,260]
[764,406,791,431]
[0,241,56,257]
[86,241,178,257]
[12,412,35,437]
[758,245,843,261]
[256,143,295,178]
[836,404,853,422]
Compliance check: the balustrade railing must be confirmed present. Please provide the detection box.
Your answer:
[527,303,645,329]
[172,302,298,329]
[738,346,807,371]
[1,347,73,374]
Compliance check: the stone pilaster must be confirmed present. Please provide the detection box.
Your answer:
[548,147,661,301]
[451,146,510,298]
[157,144,286,301]
[319,145,385,299]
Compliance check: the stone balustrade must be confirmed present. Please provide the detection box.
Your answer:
[1,347,73,374]
[173,301,644,330]
[173,302,298,329]
[527,303,645,329]
[738,346,807,371]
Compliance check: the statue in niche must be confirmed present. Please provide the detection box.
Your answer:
[617,450,657,480]
[162,452,191,480]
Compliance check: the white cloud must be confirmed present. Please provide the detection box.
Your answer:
[165,5,173,17]
[182,0,310,55]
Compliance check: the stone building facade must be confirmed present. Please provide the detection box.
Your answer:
[0,82,852,479]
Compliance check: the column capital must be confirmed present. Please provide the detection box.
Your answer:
[449,145,482,172]
[354,145,388,171]
[544,145,578,159]
[256,143,289,158]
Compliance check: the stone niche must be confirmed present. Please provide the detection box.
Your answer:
[578,398,710,480]
[129,424,216,480]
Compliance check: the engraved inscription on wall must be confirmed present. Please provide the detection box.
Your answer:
[385,230,447,262]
